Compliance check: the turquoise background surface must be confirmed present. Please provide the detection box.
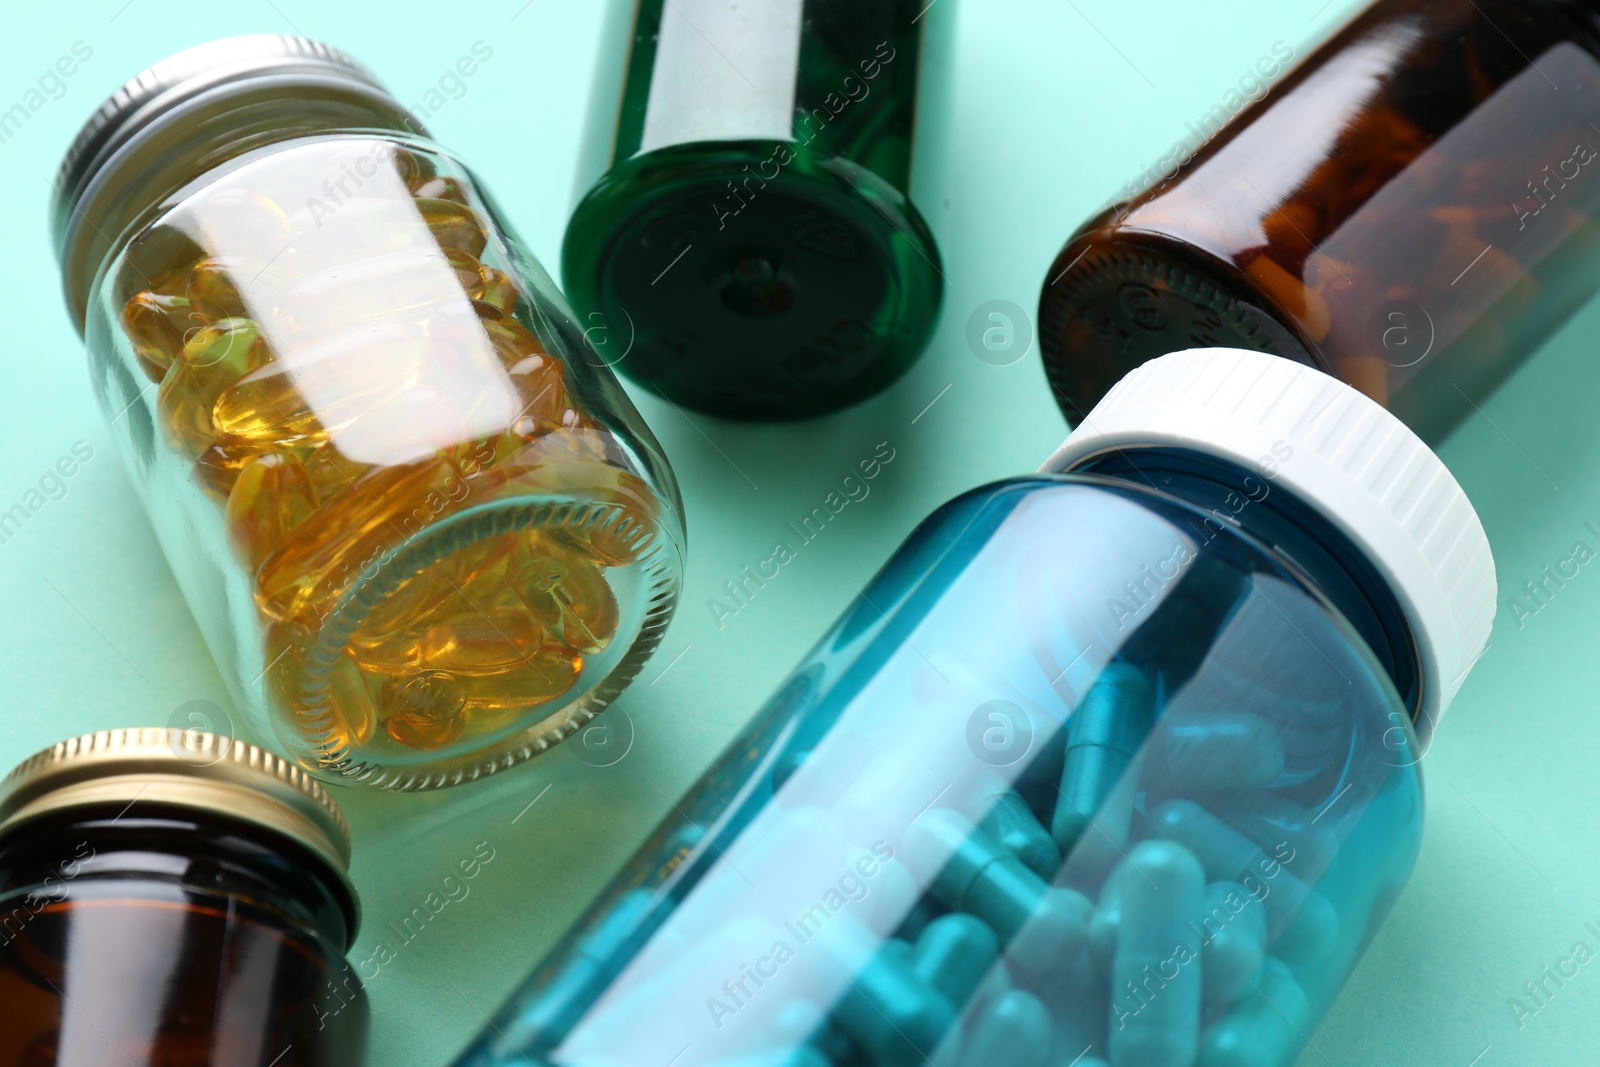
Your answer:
[3,1,1594,1063]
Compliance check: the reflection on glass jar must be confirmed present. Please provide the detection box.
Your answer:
[54,38,684,789]
[454,350,1496,1067]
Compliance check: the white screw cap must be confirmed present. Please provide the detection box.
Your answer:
[1042,347,1496,729]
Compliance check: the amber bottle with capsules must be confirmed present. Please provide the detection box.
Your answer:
[1040,0,1600,442]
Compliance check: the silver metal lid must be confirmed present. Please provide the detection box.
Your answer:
[52,35,418,332]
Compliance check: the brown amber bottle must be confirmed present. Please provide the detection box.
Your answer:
[1040,0,1600,442]
[0,729,364,1066]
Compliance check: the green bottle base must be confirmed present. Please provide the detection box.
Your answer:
[563,140,943,420]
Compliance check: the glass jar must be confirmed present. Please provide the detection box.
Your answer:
[1040,0,1600,443]
[0,728,364,1065]
[52,37,685,790]
[563,0,951,419]
[452,348,1496,1067]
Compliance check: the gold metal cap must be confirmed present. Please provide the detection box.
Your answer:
[0,728,352,878]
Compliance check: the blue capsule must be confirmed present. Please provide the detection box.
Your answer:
[1193,881,1266,1008]
[1054,663,1156,852]
[1109,840,1205,1067]
[955,989,1053,1067]
[1144,710,1285,791]
[981,791,1063,879]
[1031,940,1106,1061]
[1220,792,1338,879]
[893,899,942,945]
[1088,877,1121,970]
[1147,800,1338,964]
[916,811,1092,973]
[833,939,956,1067]
[805,1021,855,1066]
[1195,956,1310,1067]
[911,913,1000,1006]
[1015,725,1068,812]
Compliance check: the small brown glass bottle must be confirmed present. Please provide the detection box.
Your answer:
[1040,0,1600,442]
[0,728,365,1066]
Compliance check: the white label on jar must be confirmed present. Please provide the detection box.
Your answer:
[639,0,806,152]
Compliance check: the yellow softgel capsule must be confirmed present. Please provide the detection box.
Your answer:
[444,248,482,297]
[477,304,543,361]
[194,434,276,500]
[497,430,659,512]
[504,354,569,432]
[122,291,195,382]
[478,265,517,314]
[255,458,451,621]
[225,452,318,571]
[214,322,431,448]
[381,670,466,750]
[212,362,328,447]
[187,256,251,322]
[157,318,270,459]
[546,512,653,568]
[510,537,618,655]
[263,621,377,753]
[418,198,489,258]
[356,534,511,638]
[325,650,377,748]
[456,646,582,712]
[445,250,517,314]
[411,176,470,205]
[200,187,291,262]
[300,443,370,503]
[395,148,438,189]
[355,605,544,677]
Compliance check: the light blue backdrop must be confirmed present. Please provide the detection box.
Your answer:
[1,2,1589,1064]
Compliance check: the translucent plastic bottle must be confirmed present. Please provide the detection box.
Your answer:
[563,0,952,419]
[1040,0,1600,443]
[0,728,364,1065]
[51,37,685,790]
[454,348,1496,1067]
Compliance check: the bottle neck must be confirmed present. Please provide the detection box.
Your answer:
[0,804,357,952]
[57,85,417,334]
[1071,446,1424,737]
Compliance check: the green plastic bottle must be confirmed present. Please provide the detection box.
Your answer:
[563,0,951,419]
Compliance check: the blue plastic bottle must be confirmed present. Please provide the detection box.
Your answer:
[456,348,1496,1067]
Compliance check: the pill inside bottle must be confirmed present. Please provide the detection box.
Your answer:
[53,36,685,789]
[1040,0,1600,443]
[452,348,1496,1067]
